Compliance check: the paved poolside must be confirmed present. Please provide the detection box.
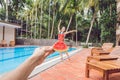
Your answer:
[30,48,120,80]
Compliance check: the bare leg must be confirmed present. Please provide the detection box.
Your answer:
[65,51,70,60]
[59,53,63,60]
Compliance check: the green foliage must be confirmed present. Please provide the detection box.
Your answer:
[82,44,89,48]
[99,1,116,43]
[0,8,5,20]
[0,0,117,44]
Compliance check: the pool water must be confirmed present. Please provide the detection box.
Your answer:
[0,46,76,74]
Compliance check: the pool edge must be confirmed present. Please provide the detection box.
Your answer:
[28,48,82,79]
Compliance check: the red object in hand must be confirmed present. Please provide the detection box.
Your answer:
[53,34,68,52]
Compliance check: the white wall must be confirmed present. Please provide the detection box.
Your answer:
[5,27,15,44]
[0,27,3,41]
[0,27,15,44]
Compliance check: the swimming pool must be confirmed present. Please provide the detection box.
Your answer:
[0,46,76,74]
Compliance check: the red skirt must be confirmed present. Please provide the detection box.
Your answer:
[53,41,68,52]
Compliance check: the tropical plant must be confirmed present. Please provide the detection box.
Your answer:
[0,0,117,45]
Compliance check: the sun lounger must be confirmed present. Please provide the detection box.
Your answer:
[87,55,118,62]
[91,47,110,56]
[9,41,15,47]
[86,46,120,80]
[91,43,114,56]
[1,40,7,47]
[110,46,120,56]
[86,60,120,80]
[102,43,114,52]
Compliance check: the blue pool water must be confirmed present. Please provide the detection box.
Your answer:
[0,46,76,74]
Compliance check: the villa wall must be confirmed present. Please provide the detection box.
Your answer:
[16,39,76,46]
[16,39,58,46]
[0,27,15,44]
[5,27,15,44]
[0,27,3,41]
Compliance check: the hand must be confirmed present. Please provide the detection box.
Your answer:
[0,47,54,80]
[31,46,54,65]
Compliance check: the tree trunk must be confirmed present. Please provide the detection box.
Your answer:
[35,6,37,39]
[86,13,96,45]
[5,0,8,21]
[50,6,55,39]
[50,15,55,39]
[48,0,51,39]
[72,33,74,41]
[110,4,112,17]
[75,15,78,46]
[26,16,28,39]
[20,20,23,38]
[66,15,73,32]
[40,0,43,39]
[30,10,33,39]
[3,26,5,40]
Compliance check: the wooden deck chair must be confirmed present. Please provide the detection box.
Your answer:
[88,46,120,61]
[86,46,120,80]
[86,60,120,80]
[87,55,118,62]
[109,46,120,56]
[102,43,114,52]
[91,43,114,56]
[91,47,110,56]
[9,41,15,47]
[1,40,7,47]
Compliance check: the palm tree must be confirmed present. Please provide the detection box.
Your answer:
[85,0,99,45]
[0,0,8,21]
[50,0,56,38]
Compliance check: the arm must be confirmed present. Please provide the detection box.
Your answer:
[58,25,60,32]
[64,30,77,35]
[58,20,62,32]
[0,47,54,80]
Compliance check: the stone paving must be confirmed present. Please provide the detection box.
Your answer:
[30,48,120,80]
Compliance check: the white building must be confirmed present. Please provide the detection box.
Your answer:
[0,21,21,44]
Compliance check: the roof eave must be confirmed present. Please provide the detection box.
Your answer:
[0,21,21,28]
